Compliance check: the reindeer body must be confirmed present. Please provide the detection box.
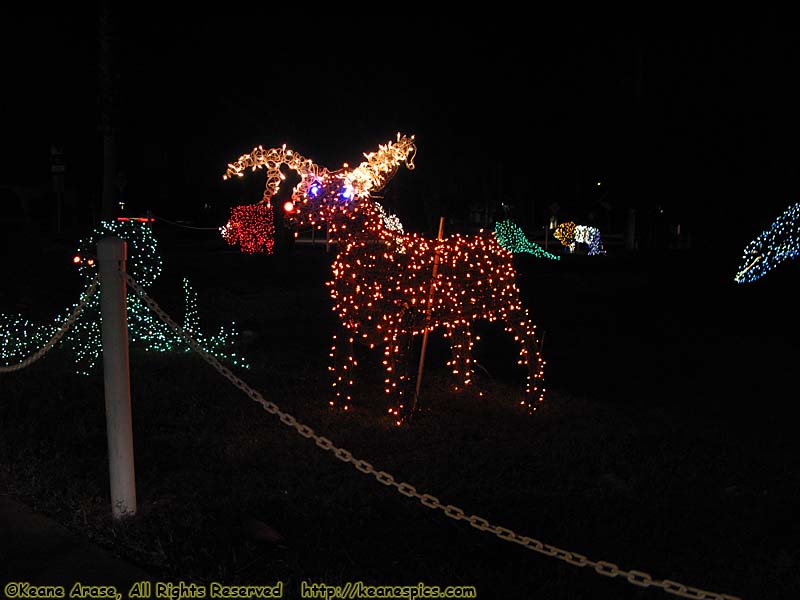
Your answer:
[223,134,546,423]
[325,202,545,421]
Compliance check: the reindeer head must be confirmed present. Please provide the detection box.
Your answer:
[221,134,416,252]
[734,202,800,283]
[281,169,364,233]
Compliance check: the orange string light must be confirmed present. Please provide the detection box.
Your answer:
[223,134,547,424]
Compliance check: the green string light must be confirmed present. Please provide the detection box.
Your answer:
[1,221,249,374]
[493,220,561,260]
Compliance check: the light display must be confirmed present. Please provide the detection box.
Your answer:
[223,134,547,424]
[221,203,276,254]
[222,134,418,247]
[0,220,249,374]
[0,313,64,367]
[734,202,800,283]
[494,220,560,260]
[553,221,606,255]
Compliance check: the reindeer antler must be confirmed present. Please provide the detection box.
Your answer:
[223,144,329,204]
[222,133,416,205]
[346,133,416,198]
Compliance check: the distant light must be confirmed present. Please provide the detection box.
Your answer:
[596,181,602,186]
[72,255,81,264]
[283,201,295,213]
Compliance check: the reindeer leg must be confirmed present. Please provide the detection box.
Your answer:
[506,311,547,413]
[395,329,414,422]
[380,327,414,424]
[447,323,476,394]
[329,332,357,412]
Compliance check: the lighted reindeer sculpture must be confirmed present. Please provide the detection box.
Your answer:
[223,134,546,424]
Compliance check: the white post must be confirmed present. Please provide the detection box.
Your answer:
[97,236,137,519]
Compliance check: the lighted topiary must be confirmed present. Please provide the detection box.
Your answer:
[494,220,560,260]
[221,203,276,254]
[734,202,800,283]
[553,221,606,255]
[1,220,249,374]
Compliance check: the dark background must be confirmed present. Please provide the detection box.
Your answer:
[2,9,800,598]
[3,6,800,263]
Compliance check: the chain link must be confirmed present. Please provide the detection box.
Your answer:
[0,278,99,373]
[124,273,744,600]
[593,560,622,577]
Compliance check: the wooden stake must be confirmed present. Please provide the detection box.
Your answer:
[412,216,445,416]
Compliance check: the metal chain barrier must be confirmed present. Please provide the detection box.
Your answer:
[125,273,743,600]
[0,278,99,373]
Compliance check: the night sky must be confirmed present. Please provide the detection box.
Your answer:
[3,6,800,257]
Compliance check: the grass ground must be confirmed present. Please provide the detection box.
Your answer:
[1,223,798,599]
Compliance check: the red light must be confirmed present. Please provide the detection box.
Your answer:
[72,255,81,264]
[283,201,294,213]
[87,259,95,266]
